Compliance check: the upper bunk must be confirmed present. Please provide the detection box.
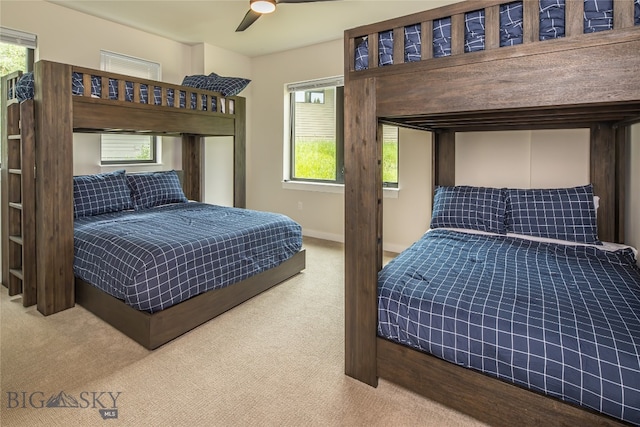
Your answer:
[5,60,244,137]
[344,0,640,131]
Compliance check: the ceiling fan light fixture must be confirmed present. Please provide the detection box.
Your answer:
[250,0,276,14]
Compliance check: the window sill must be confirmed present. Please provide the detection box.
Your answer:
[100,162,162,168]
[282,181,399,199]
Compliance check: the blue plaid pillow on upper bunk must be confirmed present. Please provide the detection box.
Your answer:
[504,184,601,244]
[203,73,251,97]
[126,170,188,211]
[431,186,507,234]
[73,169,133,218]
[14,72,34,102]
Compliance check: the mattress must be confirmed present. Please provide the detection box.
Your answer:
[354,0,620,70]
[13,71,219,111]
[74,202,302,313]
[378,229,640,424]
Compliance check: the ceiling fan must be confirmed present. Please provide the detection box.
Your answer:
[236,0,338,32]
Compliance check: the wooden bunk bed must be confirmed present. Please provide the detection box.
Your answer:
[1,60,305,349]
[344,0,640,425]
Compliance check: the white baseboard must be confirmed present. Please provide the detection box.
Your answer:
[301,229,407,254]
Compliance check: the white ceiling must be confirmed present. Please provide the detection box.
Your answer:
[47,0,462,57]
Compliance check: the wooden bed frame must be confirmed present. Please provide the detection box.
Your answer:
[1,60,305,348]
[344,1,639,425]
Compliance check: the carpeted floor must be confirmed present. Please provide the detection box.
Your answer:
[0,237,487,427]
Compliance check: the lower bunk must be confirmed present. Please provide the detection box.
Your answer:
[76,250,305,350]
[72,169,305,349]
[374,185,640,426]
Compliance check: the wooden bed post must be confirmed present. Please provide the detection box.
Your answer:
[234,97,246,208]
[34,61,75,315]
[182,134,203,201]
[590,123,617,243]
[615,124,629,244]
[433,130,456,190]
[344,77,380,387]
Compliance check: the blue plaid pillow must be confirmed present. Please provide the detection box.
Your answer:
[181,74,209,89]
[203,73,251,97]
[73,169,133,218]
[15,72,34,102]
[504,184,601,244]
[126,170,188,210]
[431,186,507,234]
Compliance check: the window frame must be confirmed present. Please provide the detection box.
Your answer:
[285,77,398,188]
[0,27,36,169]
[99,50,161,165]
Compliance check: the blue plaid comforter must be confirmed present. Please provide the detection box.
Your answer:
[379,229,640,424]
[74,203,302,313]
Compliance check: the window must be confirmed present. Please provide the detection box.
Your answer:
[381,125,398,187]
[0,27,35,75]
[100,51,161,164]
[1,27,36,167]
[286,77,398,187]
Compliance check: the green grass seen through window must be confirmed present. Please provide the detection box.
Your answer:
[294,140,398,183]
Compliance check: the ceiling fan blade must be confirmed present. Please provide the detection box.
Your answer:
[236,9,262,32]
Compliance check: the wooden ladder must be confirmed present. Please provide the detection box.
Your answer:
[1,72,37,306]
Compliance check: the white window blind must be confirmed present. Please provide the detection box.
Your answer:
[0,27,37,49]
[100,51,161,164]
[100,50,161,80]
[287,76,343,93]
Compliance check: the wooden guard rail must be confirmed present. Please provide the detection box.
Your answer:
[3,66,236,116]
[71,66,236,116]
[347,0,638,72]
[4,71,24,104]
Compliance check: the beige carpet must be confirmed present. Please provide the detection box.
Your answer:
[1,237,487,427]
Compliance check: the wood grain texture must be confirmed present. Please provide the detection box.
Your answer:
[590,123,617,243]
[344,77,380,387]
[234,97,247,208]
[76,250,305,349]
[375,39,640,119]
[484,5,500,50]
[615,125,628,243]
[34,61,75,315]
[523,0,541,44]
[565,0,585,38]
[614,0,635,29]
[181,134,203,201]
[377,338,627,427]
[433,130,456,189]
[20,100,37,307]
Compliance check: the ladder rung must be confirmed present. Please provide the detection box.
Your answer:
[8,235,23,245]
[8,202,22,210]
[9,269,24,280]
[8,134,21,140]
[8,169,22,175]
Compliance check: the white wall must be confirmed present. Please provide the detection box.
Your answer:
[456,129,590,188]
[249,39,434,252]
[1,0,251,184]
[2,1,638,254]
